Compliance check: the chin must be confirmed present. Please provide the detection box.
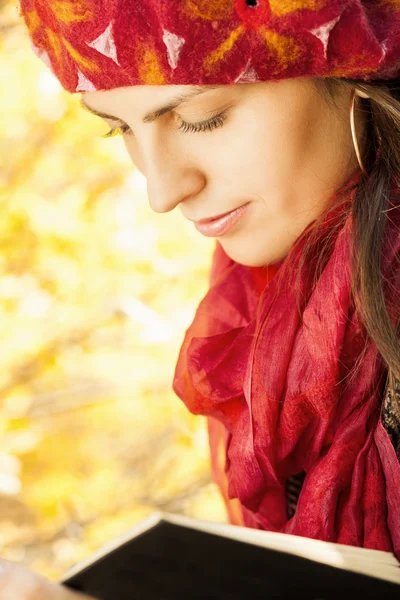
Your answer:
[220,241,285,268]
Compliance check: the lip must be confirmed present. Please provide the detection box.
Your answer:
[194,204,248,224]
[194,202,250,237]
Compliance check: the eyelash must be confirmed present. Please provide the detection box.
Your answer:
[101,111,228,139]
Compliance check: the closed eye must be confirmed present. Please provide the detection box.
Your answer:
[101,110,229,139]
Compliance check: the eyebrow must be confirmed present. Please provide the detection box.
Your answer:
[80,85,224,124]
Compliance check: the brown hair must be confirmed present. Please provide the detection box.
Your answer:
[294,76,400,391]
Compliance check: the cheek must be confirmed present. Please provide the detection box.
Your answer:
[224,118,303,195]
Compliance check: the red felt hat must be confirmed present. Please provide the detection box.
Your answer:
[19,1,400,93]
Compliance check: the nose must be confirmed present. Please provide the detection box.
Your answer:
[147,166,206,214]
[134,132,206,214]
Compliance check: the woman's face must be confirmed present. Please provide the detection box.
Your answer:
[81,78,362,266]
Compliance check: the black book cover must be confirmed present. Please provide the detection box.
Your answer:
[61,514,400,600]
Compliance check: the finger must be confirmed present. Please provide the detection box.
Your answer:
[0,558,49,599]
[0,559,97,600]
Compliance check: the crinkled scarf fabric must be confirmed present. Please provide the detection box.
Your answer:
[172,172,400,558]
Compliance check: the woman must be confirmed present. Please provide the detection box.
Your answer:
[4,0,399,597]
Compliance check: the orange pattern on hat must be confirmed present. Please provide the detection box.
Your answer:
[23,1,101,78]
[23,9,40,35]
[203,25,245,73]
[183,0,235,21]
[63,38,101,72]
[329,53,381,77]
[45,29,100,74]
[203,20,303,77]
[19,0,400,91]
[136,41,167,85]
[269,0,327,17]
[262,28,303,69]
[48,0,95,24]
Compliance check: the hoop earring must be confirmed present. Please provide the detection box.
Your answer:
[349,88,383,177]
[349,88,368,176]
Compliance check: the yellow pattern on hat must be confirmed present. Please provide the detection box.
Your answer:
[49,0,94,25]
[137,43,167,85]
[262,29,303,69]
[329,53,381,77]
[269,0,327,17]
[183,0,234,21]
[43,28,101,83]
[63,38,101,71]
[19,0,400,91]
[203,25,245,73]
[23,9,40,34]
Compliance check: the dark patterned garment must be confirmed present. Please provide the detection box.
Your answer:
[286,373,400,518]
[381,374,400,458]
[286,471,307,520]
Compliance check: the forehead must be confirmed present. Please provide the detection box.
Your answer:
[80,84,233,123]
[82,84,225,108]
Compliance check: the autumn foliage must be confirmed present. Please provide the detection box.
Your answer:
[0,1,226,580]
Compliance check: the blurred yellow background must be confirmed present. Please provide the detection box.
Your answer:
[0,1,227,580]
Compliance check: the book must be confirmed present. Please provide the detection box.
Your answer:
[61,511,400,599]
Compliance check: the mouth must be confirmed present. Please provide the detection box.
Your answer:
[193,202,251,238]
[192,203,249,224]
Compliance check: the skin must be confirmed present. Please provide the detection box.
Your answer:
[80,77,366,266]
[0,558,96,599]
[4,78,368,598]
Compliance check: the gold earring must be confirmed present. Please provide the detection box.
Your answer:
[350,88,368,176]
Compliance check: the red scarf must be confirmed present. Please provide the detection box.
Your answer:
[173,172,400,558]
